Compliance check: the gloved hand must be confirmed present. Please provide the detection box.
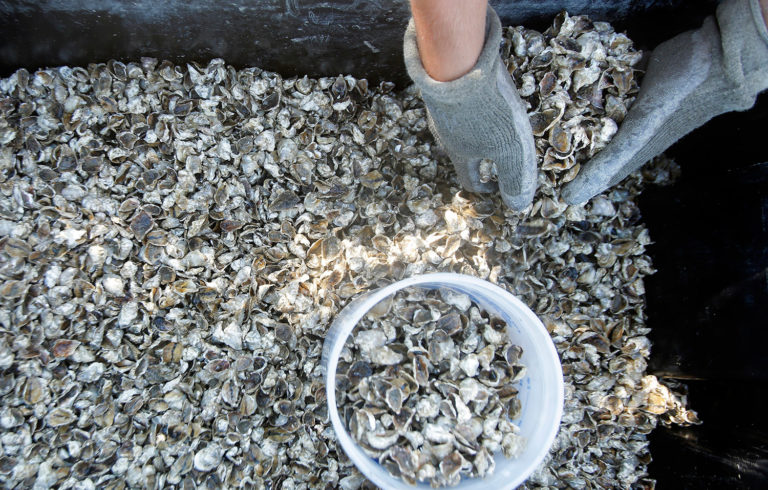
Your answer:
[562,0,768,204]
[403,5,537,211]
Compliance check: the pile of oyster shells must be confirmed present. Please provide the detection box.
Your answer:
[485,12,641,188]
[0,11,696,489]
[337,287,527,486]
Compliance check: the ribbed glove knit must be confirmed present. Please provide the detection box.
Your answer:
[404,5,538,210]
[563,0,768,204]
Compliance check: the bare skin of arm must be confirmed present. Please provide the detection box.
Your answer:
[408,0,487,82]
[761,0,768,27]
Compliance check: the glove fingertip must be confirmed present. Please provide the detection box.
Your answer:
[455,172,498,194]
[561,181,596,205]
[501,188,535,211]
[475,181,499,194]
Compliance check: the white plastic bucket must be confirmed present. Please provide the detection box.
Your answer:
[321,273,564,489]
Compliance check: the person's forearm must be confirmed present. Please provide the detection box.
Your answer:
[761,0,768,28]
[409,0,487,82]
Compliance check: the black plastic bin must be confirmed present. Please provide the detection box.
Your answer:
[642,93,768,488]
[1,0,767,486]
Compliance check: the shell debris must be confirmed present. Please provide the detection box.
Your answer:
[0,11,695,490]
[337,287,526,487]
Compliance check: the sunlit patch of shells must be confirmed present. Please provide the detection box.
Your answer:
[0,12,695,490]
[336,287,526,487]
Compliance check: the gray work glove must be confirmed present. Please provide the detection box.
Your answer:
[562,0,768,204]
[404,6,537,211]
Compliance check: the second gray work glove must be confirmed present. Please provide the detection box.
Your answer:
[562,0,768,204]
[404,5,537,211]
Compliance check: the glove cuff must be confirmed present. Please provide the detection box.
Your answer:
[717,0,768,98]
[404,4,503,102]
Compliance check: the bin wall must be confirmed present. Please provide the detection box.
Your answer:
[642,93,768,487]
[1,0,715,84]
